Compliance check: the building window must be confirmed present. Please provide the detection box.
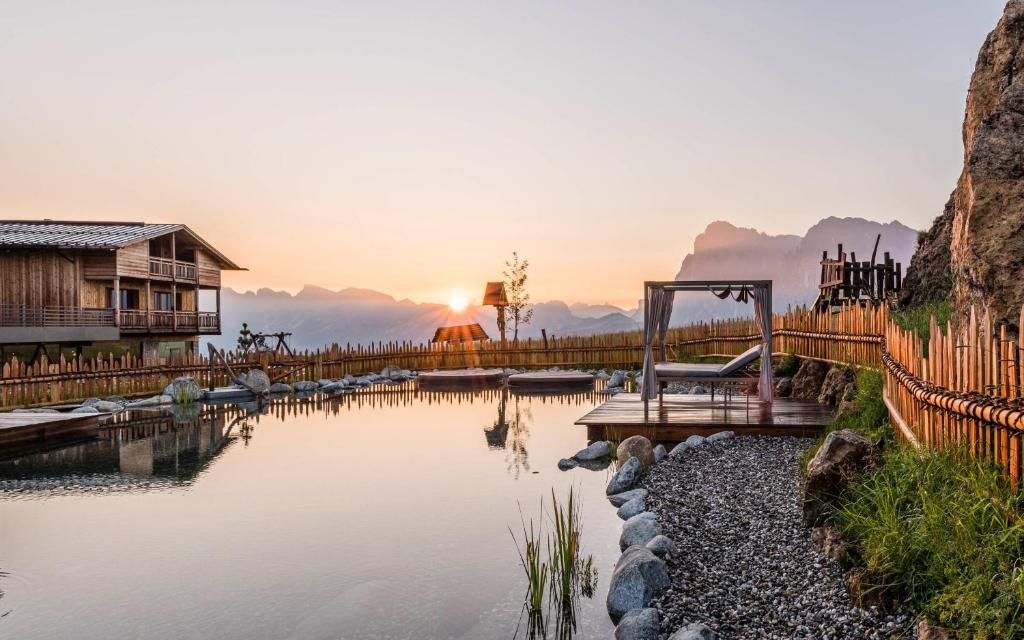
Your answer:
[107,288,140,309]
[153,292,174,311]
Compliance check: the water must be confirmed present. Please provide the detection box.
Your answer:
[0,385,621,640]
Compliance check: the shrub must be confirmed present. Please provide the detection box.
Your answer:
[773,352,799,377]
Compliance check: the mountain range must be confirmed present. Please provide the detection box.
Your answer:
[210,217,920,350]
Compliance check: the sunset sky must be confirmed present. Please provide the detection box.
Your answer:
[0,1,1007,308]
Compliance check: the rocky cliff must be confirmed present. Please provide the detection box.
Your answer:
[906,1,1024,332]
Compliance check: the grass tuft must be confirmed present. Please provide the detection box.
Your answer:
[891,300,952,347]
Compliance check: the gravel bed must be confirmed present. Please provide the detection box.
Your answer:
[643,436,915,639]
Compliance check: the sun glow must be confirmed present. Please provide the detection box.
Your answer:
[448,293,470,313]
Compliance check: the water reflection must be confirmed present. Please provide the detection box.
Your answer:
[484,389,536,478]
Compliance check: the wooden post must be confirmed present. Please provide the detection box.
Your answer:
[113,276,121,327]
[145,280,151,330]
[216,287,221,333]
[171,233,177,333]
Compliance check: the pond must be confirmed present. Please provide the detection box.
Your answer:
[0,385,622,640]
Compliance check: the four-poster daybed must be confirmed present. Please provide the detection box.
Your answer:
[639,280,774,408]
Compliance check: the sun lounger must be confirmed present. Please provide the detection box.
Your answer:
[654,344,763,401]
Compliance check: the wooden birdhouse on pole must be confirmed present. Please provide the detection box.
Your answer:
[483,281,508,343]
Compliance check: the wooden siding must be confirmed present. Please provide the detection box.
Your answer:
[196,249,221,288]
[116,241,151,279]
[80,279,109,309]
[82,251,116,279]
[0,250,80,308]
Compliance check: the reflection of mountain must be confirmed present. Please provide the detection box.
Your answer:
[668,217,918,323]
[214,287,641,350]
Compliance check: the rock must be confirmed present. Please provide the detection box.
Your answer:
[127,395,174,408]
[706,431,734,442]
[617,435,656,468]
[269,382,293,393]
[653,444,667,462]
[668,623,716,640]
[317,379,334,387]
[608,488,648,508]
[607,457,642,495]
[82,397,101,406]
[105,396,127,404]
[668,442,690,459]
[90,400,124,413]
[817,366,855,407]
[242,369,271,394]
[596,371,610,380]
[614,608,660,640]
[608,370,627,388]
[71,405,99,413]
[834,398,858,423]
[775,376,793,397]
[803,429,878,526]
[844,567,887,609]
[557,458,578,471]
[606,545,670,622]
[790,359,828,399]
[620,512,662,549]
[163,376,204,403]
[917,618,956,640]
[644,534,677,558]
[574,440,611,461]
[684,435,705,447]
[689,385,709,394]
[294,380,319,392]
[617,495,647,520]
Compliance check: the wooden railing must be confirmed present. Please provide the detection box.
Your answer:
[149,257,196,281]
[0,305,115,327]
[118,310,220,333]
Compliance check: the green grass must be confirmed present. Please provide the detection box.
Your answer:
[892,300,952,346]
[834,445,1024,639]
[773,352,799,377]
[801,368,892,472]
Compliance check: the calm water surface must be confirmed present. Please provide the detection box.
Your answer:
[0,385,621,640]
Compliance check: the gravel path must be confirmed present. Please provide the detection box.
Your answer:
[643,436,914,640]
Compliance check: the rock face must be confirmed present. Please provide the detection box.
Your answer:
[803,429,878,526]
[817,367,855,407]
[790,359,828,400]
[617,435,656,468]
[904,1,1024,333]
[606,545,671,622]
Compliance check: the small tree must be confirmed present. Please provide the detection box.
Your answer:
[503,252,534,342]
[237,322,255,354]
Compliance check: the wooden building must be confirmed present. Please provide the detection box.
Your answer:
[431,323,490,344]
[0,220,243,359]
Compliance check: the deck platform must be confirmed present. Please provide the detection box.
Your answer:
[508,371,594,393]
[0,412,102,453]
[417,368,506,389]
[576,393,832,441]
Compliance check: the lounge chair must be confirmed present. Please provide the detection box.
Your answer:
[654,344,763,402]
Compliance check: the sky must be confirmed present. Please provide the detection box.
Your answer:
[0,1,1009,309]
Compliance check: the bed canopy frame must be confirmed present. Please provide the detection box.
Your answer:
[640,280,774,406]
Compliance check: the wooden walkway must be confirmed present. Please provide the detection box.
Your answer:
[576,393,832,441]
[0,412,102,453]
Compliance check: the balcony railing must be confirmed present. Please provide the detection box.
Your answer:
[0,305,115,327]
[149,257,197,281]
[119,310,220,334]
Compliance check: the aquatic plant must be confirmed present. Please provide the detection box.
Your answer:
[510,508,548,623]
[170,384,196,405]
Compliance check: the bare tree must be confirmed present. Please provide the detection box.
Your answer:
[503,251,534,342]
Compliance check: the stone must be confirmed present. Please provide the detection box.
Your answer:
[803,429,878,526]
[614,608,660,640]
[82,397,102,406]
[617,496,647,520]
[105,396,127,404]
[91,400,124,413]
[644,534,678,557]
[557,458,578,471]
[269,382,293,393]
[706,431,734,442]
[163,376,204,403]
[917,618,956,640]
[320,381,348,393]
[790,359,828,400]
[606,545,670,622]
[620,512,662,549]
[71,405,99,413]
[903,2,1024,331]
[817,366,855,407]
[668,442,690,459]
[242,369,271,394]
[684,435,705,447]
[127,395,174,408]
[294,380,319,392]
[318,379,334,387]
[607,457,642,495]
[596,371,610,380]
[668,623,716,640]
[608,370,627,388]
[617,435,656,468]
[844,567,887,609]
[653,444,667,462]
[608,488,648,508]
[574,440,611,461]
[690,385,709,395]
[775,376,793,397]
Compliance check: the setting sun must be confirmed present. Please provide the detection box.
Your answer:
[448,293,470,313]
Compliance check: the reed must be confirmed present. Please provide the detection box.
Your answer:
[510,508,548,623]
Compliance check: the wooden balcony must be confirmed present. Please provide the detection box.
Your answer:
[148,257,197,282]
[119,310,220,335]
[0,305,119,343]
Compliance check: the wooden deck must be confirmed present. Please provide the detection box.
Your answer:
[576,393,832,441]
[0,411,102,453]
[508,371,594,393]
[417,368,505,389]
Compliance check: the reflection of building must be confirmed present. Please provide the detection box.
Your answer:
[431,322,489,344]
[0,406,237,485]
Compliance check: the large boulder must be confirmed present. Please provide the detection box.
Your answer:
[163,376,203,403]
[607,457,642,495]
[669,623,716,640]
[620,512,662,549]
[242,369,271,394]
[617,435,656,468]
[606,545,671,622]
[790,359,828,400]
[803,429,878,526]
[608,370,628,388]
[817,367,855,407]
[614,608,660,640]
